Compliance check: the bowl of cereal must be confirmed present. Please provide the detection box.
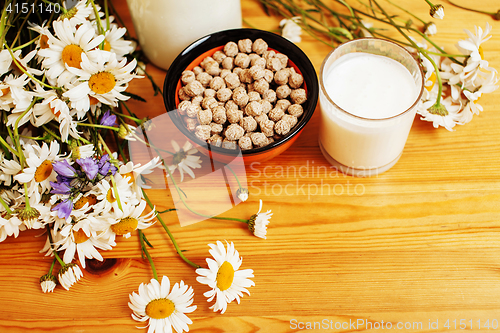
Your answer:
[163,28,318,164]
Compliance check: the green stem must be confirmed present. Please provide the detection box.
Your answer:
[109,174,123,211]
[0,1,13,47]
[90,0,105,47]
[78,123,119,131]
[424,0,435,7]
[447,0,497,16]
[111,109,142,123]
[385,0,426,24]
[48,258,56,275]
[142,190,201,269]
[0,195,12,214]
[41,125,62,142]
[23,183,31,209]
[225,164,243,190]
[4,45,61,91]
[104,0,110,31]
[372,0,443,105]
[46,225,66,267]
[138,230,158,280]
[0,134,20,158]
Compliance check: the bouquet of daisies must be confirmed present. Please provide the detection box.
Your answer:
[1,1,271,331]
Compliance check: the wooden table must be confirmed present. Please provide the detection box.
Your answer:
[1,0,500,332]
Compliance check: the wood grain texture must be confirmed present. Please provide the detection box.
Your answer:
[1,0,500,332]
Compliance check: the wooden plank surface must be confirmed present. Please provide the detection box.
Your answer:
[1,0,500,332]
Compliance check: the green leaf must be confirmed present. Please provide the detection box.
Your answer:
[122,91,147,102]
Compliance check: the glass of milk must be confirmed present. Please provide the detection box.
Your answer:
[318,38,424,177]
[126,0,242,70]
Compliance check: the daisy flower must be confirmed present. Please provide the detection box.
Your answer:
[40,274,57,293]
[430,4,444,20]
[0,49,12,75]
[248,200,272,239]
[417,97,463,131]
[103,24,136,60]
[37,19,105,88]
[196,241,255,314]
[98,200,155,242]
[61,0,94,26]
[70,143,95,160]
[32,84,80,142]
[14,141,61,196]
[279,16,302,43]
[64,52,139,113]
[457,23,492,64]
[93,174,135,213]
[424,22,437,36]
[120,156,162,199]
[2,74,35,127]
[58,262,83,290]
[56,219,113,269]
[0,210,23,243]
[167,140,202,182]
[128,276,196,333]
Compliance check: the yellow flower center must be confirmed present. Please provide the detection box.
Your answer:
[216,261,235,291]
[104,40,112,52]
[426,72,436,92]
[123,171,135,184]
[72,229,90,244]
[61,44,83,68]
[1,87,10,96]
[106,188,116,203]
[111,217,138,235]
[478,46,484,60]
[145,298,175,319]
[88,72,116,94]
[73,194,97,211]
[35,160,53,182]
[50,105,61,118]
[40,35,49,49]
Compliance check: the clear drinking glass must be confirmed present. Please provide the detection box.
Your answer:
[318,38,424,177]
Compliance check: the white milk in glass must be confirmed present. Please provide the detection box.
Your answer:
[319,48,422,176]
[126,0,242,70]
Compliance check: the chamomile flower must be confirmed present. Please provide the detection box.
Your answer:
[424,22,437,36]
[9,49,44,76]
[37,19,105,88]
[93,174,135,213]
[0,210,23,243]
[196,241,255,314]
[167,140,202,182]
[457,23,492,64]
[64,53,139,113]
[103,24,136,60]
[120,157,162,200]
[2,74,35,127]
[99,200,155,241]
[56,220,113,269]
[58,262,83,290]
[417,97,463,131]
[279,16,302,43]
[60,0,94,26]
[14,141,61,196]
[40,274,57,293]
[0,49,12,75]
[70,143,95,160]
[128,276,196,333]
[430,4,444,20]
[248,200,272,239]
